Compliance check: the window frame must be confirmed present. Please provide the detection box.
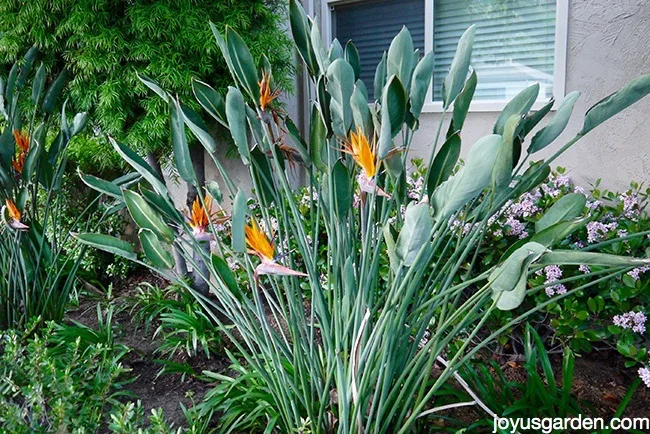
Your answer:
[321,0,569,112]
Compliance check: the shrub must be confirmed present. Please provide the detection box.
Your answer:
[0,0,293,176]
[77,1,650,431]
[0,319,130,433]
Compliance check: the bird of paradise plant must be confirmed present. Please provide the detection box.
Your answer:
[0,48,93,329]
[76,1,650,431]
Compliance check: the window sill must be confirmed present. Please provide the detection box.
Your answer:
[421,99,557,114]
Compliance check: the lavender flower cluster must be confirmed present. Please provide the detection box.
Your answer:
[639,366,650,388]
[613,311,647,334]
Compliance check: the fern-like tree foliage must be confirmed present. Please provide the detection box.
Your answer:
[0,0,293,175]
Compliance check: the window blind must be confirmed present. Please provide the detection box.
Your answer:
[433,0,557,102]
[333,0,425,99]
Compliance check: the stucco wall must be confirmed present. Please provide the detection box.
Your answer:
[391,0,650,190]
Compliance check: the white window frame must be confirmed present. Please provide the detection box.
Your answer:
[321,0,568,112]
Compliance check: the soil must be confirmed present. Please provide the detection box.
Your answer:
[66,271,650,432]
[66,271,229,430]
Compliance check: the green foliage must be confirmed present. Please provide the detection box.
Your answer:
[127,282,223,359]
[108,400,211,434]
[0,319,130,433]
[0,52,95,329]
[77,1,650,431]
[41,173,136,282]
[0,0,293,175]
[440,326,586,432]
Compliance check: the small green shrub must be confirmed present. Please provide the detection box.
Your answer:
[0,319,130,433]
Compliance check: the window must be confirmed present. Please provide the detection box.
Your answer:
[324,0,568,111]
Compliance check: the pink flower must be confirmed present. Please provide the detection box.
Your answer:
[613,311,646,334]
[639,367,650,388]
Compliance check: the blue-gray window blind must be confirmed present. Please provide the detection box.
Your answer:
[433,0,556,102]
[332,0,425,99]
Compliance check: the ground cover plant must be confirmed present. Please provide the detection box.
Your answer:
[75,1,650,432]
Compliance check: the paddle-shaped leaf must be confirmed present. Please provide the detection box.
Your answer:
[123,189,174,242]
[494,83,539,135]
[78,169,122,199]
[490,242,547,310]
[226,87,250,164]
[535,193,586,233]
[427,133,461,197]
[289,0,318,76]
[374,52,387,101]
[387,27,414,90]
[74,233,136,261]
[442,25,475,108]
[110,137,168,196]
[581,74,650,134]
[170,98,196,185]
[396,202,434,266]
[225,27,260,103]
[212,254,242,300]
[378,75,406,158]
[139,228,174,269]
[232,190,247,253]
[409,51,434,119]
[432,134,502,221]
[326,59,355,137]
[529,91,580,153]
[137,73,169,102]
[192,79,227,128]
[538,251,650,267]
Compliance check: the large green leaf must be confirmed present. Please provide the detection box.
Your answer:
[328,160,351,220]
[326,59,355,137]
[192,79,227,128]
[17,45,38,88]
[170,98,196,185]
[494,83,539,135]
[123,189,174,242]
[182,106,217,154]
[521,98,555,137]
[31,63,46,105]
[581,74,650,135]
[232,190,247,253]
[490,242,547,310]
[311,20,331,76]
[491,115,519,192]
[310,105,328,172]
[225,87,250,165]
[225,27,260,103]
[110,138,168,196]
[538,251,650,267]
[212,255,242,300]
[289,0,318,76]
[344,41,361,82]
[529,91,580,153]
[432,134,502,221]
[251,146,276,206]
[442,25,475,108]
[448,69,477,136]
[78,169,122,199]
[531,217,588,248]
[137,73,169,102]
[74,233,136,261]
[427,132,461,197]
[396,202,434,266]
[350,85,373,138]
[387,27,414,91]
[374,52,387,101]
[139,228,174,269]
[409,51,434,119]
[378,75,406,159]
[535,193,586,233]
[41,69,68,116]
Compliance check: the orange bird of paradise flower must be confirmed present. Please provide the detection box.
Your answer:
[186,196,229,241]
[3,199,28,230]
[342,129,391,198]
[258,71,281,112]
[245,218,307,280]
[11,130,30,174]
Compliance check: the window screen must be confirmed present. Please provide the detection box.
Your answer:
[433,0,556,102]
[332,0,425,99]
